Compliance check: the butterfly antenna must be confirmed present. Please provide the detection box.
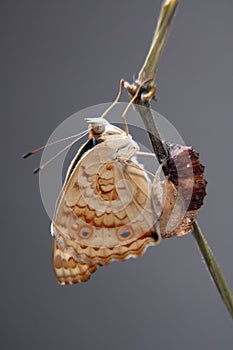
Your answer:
[33,130,89,174]
[121,78,154,136]
[101,79,125,119]
[23,129,89,159]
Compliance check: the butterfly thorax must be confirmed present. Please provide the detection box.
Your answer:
[101,135,139,162]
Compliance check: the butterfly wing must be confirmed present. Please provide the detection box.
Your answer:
[52,238,99,284]
[52,139,160,284]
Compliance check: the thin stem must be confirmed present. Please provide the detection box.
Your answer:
[134,103,169,174]
[192,222,233,318]
[126,0,233,319]
[137,0,179,84]
[125,0,179,169]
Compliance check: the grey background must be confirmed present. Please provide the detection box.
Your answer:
[1,0,233,349]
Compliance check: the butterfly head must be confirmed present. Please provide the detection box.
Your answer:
[86,117,125,141]
[86,117,108,137]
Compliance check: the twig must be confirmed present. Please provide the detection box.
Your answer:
[192,222,233,318]
[125,0,179,171]
[125,0,233,319]
[137,0,179,83]
[133,103,169,174]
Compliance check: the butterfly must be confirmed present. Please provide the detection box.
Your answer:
[24,111,206,284]
[51,117,161,285]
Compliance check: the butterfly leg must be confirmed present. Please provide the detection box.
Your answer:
[101,79,125,119]
[136,151,156,157]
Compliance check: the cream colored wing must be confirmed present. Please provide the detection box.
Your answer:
[52,140,160,283]
[52,237,99,285]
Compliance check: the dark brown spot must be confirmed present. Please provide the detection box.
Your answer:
[80,244,87,249]
[54,255,62,269]
[62,259,69,269]
[68,257,76,268]
[106,164,114,171]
